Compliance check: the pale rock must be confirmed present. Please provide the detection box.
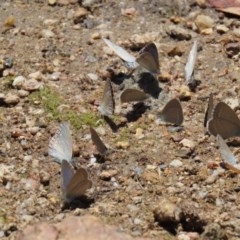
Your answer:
[167,25,192,40]
[178,85,191,100]
[170,159,183,168]
[48,0,57,5]
[28,127,39,135]
[180,139,196,149]
[233,28,240,38]
[91,32,101,40]
[73,7,88,24]
[195,15,214,32]
[41,29,55,38]
[28,71,43,81]
[87,73,98,81]
[135,128,144,139]
[4,93,19,105]
[49,72,61,81]
[43,19,58,26]
[216,24,229,34]
[100,170,118,180]
[116,141,130,149]
[12,76,26,88]
[23,79,42,91]
[18,90,29,97]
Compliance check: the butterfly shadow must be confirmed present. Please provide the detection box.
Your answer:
[137,72,161,98]
[125,102,150,122]
[62,195,95,211]
[188,78,201,92]
[103,115,127,132]
[107,68,134,85]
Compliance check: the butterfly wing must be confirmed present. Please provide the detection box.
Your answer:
[185,40,197,85]
[159,99,184,126]
[99,79,115,116]
[61,160,75,198]
[103,38,137,68]
[48,122,72,163]
[66,167,92,199]
[207,102,240,139]
[217,135,237,165]
[120,89,149,103]
[90,127,108,155]
[204,93,213,128]
[137,43,159,74]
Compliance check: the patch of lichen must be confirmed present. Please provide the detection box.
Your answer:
[29,86,100,129]
[2,75,15,89]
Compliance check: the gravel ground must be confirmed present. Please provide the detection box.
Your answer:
[1,0,240,239]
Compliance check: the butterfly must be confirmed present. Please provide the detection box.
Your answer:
[204,93,214,128]
[61,160,93,202]
[90,127,108,156]
[158,99,184,126]
[103,38,138,68]
[120,88,149,103]
[136,42,160,74]
[48,122,72,163]
[99,78,115,116]
[185,40,198,90]
[217,134,240,173]
[207,102,240,139]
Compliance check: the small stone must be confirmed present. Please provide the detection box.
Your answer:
[195,15,214,32]
[4,93,19,105]
[49,72,61,81]
[116,141,130,149]
[196,0,206,7]
[18,90,29,97]
[48,0,57,5]
[28,71,43,81]
[167,25,192,41]
[99,170,118,180]
[91,32,101,40]
[158,72,171,82]
[233,28,240,38]
[135,128,144,139]
[121,8,137,17]
[73,7,88,24]
[21,178,40,191]
[216,25,229,34]
[41,29,55,38]
[23,79,42,91]
[180,139,196,149]
[178,85,191,100]
[87,73,98,81]
[12,76,26,88]
[170,159,183,168]
[28,127,39,135]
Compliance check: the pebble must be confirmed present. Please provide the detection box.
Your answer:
[170,159,183,168]
[178,85,191,100]
[225,98,239,111]
[73,7,88,24]
[99,170,118,180]
[135,128,144,139]
[180,139,196,149]
[4,93,19,105]
[12,76,26,88]
[233,28,240,38]
[49,72,61,81]
[21,178,40,191]
[87,73,98,81]
[18,90,29,97]
[216,24,229,34]
[116,141,130,149]
[41,29,55,38]
[22,79,42,91]
[91,32,101,40]
[28,71,43,81]
[166,25,192,40]
[48,0,57,5]
[195,15,214,33]
[28,127,39,135]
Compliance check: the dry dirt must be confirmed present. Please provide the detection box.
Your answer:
[1,0,240,239]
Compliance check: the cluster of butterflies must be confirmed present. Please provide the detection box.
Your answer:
[48,38,240,203]
[48,122,109,203]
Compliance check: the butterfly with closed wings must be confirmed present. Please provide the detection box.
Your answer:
[120,88,149,103]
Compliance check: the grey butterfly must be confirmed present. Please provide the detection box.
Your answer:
[103,38,138,69]
[185,40,198,89]
[207,102,240,139]
[61,160,92,202]
[217,134,240,173]
[136,42,160,74]
[120,88,149,103]
[48,122,72,163]
[99,78,115,116]
[204,93,213,128]
[159,99,184,126]
[90,127,108,156]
